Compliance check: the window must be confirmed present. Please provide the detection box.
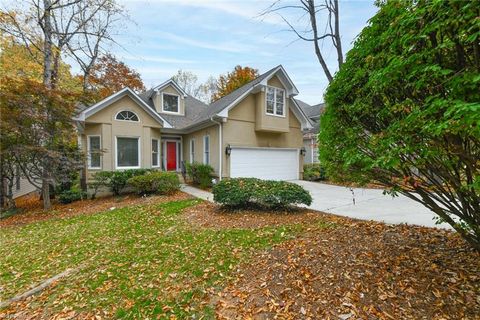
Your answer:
[162,93,179,113]
[190,139,195,163]
[115,110,139,121]
[88,135,101,169]
[265,86,285,116]
[203,135,210,165]
[152,139,159,167]
[116,137,140,168]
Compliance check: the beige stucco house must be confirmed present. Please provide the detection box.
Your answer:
[75,65,313,182]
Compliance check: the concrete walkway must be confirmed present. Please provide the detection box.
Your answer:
[181,182,451,229]
[181,184,214,202]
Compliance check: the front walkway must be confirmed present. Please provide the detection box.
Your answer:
[181,182,452,229]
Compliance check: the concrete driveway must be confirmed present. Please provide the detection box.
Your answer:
[293,180,451,229]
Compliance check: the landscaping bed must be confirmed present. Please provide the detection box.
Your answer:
[0,192,192,228]
[183,201,325,230]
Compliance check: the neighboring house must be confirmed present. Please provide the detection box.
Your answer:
[75,65,313,182]
[296,100,325,164]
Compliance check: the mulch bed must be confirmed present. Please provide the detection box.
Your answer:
[183,201,324,229]
[183,202,480,319]
[0,192,193,228]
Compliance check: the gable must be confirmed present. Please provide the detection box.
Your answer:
[77,88,172,128]
[86,95,162,128]
[267,75,286,90]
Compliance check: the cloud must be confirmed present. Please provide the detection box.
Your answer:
[153,31,253,53]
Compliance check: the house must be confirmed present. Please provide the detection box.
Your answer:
[75,65,313,183]
[296,100,325,164]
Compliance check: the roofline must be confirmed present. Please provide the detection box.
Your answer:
[77,88,173,128]
[259,65,299,96]
[151,79,188,98]
[290,98,314,130]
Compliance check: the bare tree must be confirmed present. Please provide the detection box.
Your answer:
[0,0,125,209]
[262,0,343,82]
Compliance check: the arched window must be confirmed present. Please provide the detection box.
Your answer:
[115,110,139,122]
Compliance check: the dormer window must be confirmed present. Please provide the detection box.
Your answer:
[115,110,139,122]
[162,93,179,113]
[266,86,285,117]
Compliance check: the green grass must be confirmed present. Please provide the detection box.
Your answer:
[0,199,307,318]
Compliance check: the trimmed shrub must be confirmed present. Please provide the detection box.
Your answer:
[185,162,214,188]
[213,178,312,209]
[128,172,180,195]
[58,189,86,204]
[303,163,327,181]
[90,169,153,196]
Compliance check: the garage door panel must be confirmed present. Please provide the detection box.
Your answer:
[230,148,298,180]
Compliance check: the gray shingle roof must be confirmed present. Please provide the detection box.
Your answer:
[295,99,325,119]
[295,100,325,134]
[138,90,209,129]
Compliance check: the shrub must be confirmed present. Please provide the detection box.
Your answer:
[128,172,180,195]
[213,178,312,209]
[58,189,86,204]
[303,163,327,181]
[89,171,113,199]
[186,162,214,188]
[89,169,153,196]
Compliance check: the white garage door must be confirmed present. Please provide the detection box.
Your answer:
[230,147,299,180]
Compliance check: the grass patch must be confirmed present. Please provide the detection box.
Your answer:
[0,199,308,318]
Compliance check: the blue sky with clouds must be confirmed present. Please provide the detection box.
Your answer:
[111,0,379,104]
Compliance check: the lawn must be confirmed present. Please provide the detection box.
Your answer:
[0,198,310,319]
[1,197,478,319]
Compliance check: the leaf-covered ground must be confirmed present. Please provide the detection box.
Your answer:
[0,198,309,319]
[1,196,479,319]
[208,213,480,319]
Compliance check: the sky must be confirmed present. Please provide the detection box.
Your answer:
[104,0,379,104]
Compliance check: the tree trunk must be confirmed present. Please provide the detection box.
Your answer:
[41,178,51,210]
[6,179,16,210]
[42,0,54,89]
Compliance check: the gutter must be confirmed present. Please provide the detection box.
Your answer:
[210,116,224,180]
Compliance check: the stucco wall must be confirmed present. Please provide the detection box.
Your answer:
[183,125,220,176]
[254,75,290,133]
[222,96,303,178]
[82,95,162,180]
[153,84,186,116]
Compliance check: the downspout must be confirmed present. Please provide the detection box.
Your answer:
[210,116,223,180]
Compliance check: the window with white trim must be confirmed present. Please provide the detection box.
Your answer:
[203,135,210,165]
[116,137,140,168]
[162,93,179,113]
[115,110,139,121]
[88,135,101,169]
[190,139,195,163]
[152,139,159,167]
[266,86,285,116]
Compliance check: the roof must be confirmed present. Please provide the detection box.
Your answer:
[138,91,209,129]
[80,65,312,131]
[295,99,326,119]
[295,100,326,134]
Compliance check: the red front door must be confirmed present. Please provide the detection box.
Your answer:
[166,142,177,171]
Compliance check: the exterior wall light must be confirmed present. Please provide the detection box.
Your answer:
[225,144,232,156]
[300,147,306,156]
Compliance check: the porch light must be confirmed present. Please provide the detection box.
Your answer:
[225,144,232,156]
[300,147,306,156]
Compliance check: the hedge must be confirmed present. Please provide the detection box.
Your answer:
[127,171,180,195]
[185,162,214,188]
[303,163,327,181]
[213,178,312,209]
[90,169,153,196]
